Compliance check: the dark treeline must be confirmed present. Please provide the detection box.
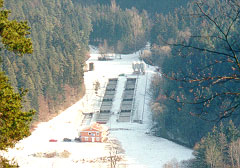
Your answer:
[1,0,152,122]
[88,3,150,53]
[149,0,240,166]
[74,0,189,15]
[189,121,240,168]
[2,0,92,121]
[164,121,240,167]
[149,4,214,146]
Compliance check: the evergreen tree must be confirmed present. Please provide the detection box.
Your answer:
[0,72,35,150]
[190,121,240,167]
[149,0,240,147]
[0,0,32,55]
[0,0,35,166]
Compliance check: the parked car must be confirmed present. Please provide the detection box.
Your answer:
[63,138,72,142]
[74,137,81,142]
[49,139,57,142]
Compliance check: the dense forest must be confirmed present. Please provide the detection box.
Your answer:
[88,3,150,53]
[2,0,154,122]
[1,0,240,167]
[149,0,240,145]
[75,0,189,15]
[148,0,240,167]
[2,0,92,122]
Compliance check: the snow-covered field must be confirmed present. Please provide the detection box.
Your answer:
[2,46,193,168]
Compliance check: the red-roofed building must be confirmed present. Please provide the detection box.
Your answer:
[79,123,109,142]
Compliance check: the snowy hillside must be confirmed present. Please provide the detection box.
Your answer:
[1,46,193,168]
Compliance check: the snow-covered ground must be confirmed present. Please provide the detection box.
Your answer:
[2,46,193,168]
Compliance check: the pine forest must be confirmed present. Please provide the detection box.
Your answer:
[1,0,240,167]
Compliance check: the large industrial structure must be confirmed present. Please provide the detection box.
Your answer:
[78,61,142,142]
[118,78,137,122]
[96,78,118,124]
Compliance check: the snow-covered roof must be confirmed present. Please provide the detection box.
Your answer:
[81,123,108,132]
[103,94,114,100]
[104,90,116,95]
[101,101,112,106]
[120,104,132,111]
[100,105,112,112]
[106,85,116,91]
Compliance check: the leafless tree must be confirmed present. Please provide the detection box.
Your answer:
[205,142,223,168]
[94,80,100,94]
[127,7,144,52]
[99,40,112,60]
[107,139,123,168]
[116,40,123,59]
[229,138,240,168]
[162,0,240,121]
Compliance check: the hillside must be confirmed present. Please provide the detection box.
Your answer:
[2,47,193,168]
[2,0,92,121]
[74,0,190,14]
[1,0,153,121]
